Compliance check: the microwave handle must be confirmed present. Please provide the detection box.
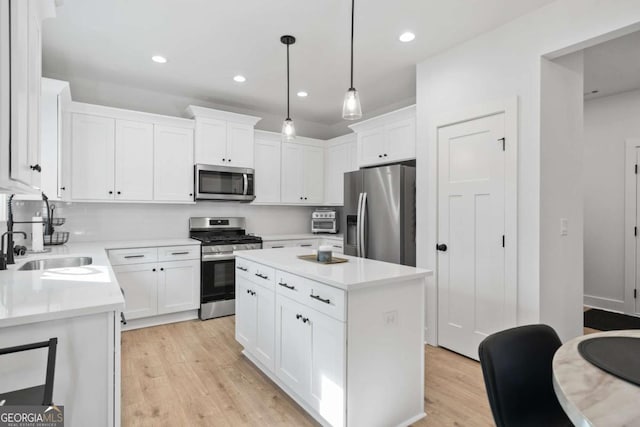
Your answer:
[243,173,248,196]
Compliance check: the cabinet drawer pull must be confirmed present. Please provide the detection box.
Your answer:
[278,281,295,290]
[332,245,342,249]
[124,255,145,259]
[30,164,41,172]
[271,245,285,249]
[237,266,248,272]
[255,273,268,280]
[310,293,331,304]
[246,289,256,296]
[295,314,309,323]
[171,251,189,255]
[300,244,313,247]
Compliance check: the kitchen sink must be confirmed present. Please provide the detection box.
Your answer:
[18,257,93,271]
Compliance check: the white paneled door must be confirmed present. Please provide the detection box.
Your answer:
[437,112,507,360]
[115,120,154,201]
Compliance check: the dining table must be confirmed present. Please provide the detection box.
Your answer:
[552,330,640,427]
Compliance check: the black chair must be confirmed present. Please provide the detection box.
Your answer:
[0,338,57,406]
[478,325,572,427]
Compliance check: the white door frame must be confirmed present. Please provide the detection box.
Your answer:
[624,139,640,315]
[431,97,519,344]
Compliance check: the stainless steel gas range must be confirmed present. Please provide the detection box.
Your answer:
[189,217,262,320]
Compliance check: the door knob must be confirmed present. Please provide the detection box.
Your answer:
[436,243,448,252]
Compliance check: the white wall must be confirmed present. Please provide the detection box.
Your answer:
[416,0,640,344]
[8,201,314,243]
[539,52,584,342]
[583,89,640,311]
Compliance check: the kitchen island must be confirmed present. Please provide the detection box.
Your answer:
[234,247,432,427]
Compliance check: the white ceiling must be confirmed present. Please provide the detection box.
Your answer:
[584,30,640,101]
[43,0,555,128]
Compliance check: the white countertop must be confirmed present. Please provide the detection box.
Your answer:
[235,247,431,291]
[0,238,199,328]
[261,233,343,241]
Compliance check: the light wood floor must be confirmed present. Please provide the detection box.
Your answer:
[121,317,494,427]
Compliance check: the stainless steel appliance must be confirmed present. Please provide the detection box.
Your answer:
[189,217,262,320]
[311,209,339,234]
[195,164,256,202]
[342,164,416,266]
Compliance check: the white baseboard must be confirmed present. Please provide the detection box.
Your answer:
[584,295,624,313]
[122,310,199,331]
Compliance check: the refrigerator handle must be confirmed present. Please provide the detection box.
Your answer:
[361,192,368,258]
[356,192,363,257]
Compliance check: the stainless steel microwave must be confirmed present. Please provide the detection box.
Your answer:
[195,164,256,202]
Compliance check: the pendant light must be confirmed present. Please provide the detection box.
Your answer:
[342,0,362,120]
[281,35,296,141]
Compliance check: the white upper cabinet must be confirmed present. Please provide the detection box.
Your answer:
[70,113,115,200]
[349,105,416,168]
[154,125,194,202]
[325,134,357,205]
[281,140,324,205]
[0,0,55,193]
[187,105,260,168]
[114,120,154,201]
[66,103,195,203]
[254,131,282,204]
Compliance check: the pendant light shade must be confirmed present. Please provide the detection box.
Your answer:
[342,0,362,120]
[281,35,296,141]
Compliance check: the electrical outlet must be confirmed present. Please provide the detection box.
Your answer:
[384,310,398,327]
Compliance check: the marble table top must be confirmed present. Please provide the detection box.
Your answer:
[553,330,640,427]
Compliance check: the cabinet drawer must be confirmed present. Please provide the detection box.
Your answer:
[275,270,346,322]
[263,241,291,249]
[108,248,158,265]
[295,240,317,248]
[243,259,275,290]
[157,245,200,262]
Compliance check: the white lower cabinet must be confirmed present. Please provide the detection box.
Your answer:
[109,246,200,323]
[235,275,276,370]
[275,294,346,427]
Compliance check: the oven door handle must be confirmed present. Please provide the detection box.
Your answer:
[243,174,248,196]
[202,253,236,262]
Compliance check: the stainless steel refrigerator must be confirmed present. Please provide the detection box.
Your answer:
[342,164,416,266]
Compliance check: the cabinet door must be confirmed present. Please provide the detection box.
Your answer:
[385,118,415,162]
[114,120,154,201]
[254,138,281,203]
[275,295,311,396]
[302,145,324,204]
[70,114,115,200]
[9,0,31,186]
[357,126,386,167]
[195,118,227,165]
[226,123,254,168]
[325,143,352,205]
[157,260,200,314]
[154,125,194,202]
[26,0,41,189]
[281,143,304,204]
[307,310,346,427]
[236,277,257,350]
[113,264,158,320]
[254,284,275,371]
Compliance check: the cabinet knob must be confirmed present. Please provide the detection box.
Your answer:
[109,191,113,195]
[60,187,66,191]
[117,191,121,195]
[222,158,226,162]
[189,193,193,197]
[160,267,164,271]
[152,268,156,272]
[30,164,41,172]
[378,155,382,158]
[300,197,303,200]
[384,154,388,157]
[304,197,308,200]
[228,159,231,162]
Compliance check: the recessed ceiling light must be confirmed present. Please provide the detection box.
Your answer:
[297,91,308,98]
[151,55,167,63]
[233,75,247,83]
[399,32,415,43]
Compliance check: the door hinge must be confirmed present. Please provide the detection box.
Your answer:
[635,289,637,299]
[498,137,506,151]
[502,235,505,248]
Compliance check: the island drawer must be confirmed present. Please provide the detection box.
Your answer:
[158,245,200,262]
[108,247,158,265]
[243,260,275,289]
[275,270,345,322]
